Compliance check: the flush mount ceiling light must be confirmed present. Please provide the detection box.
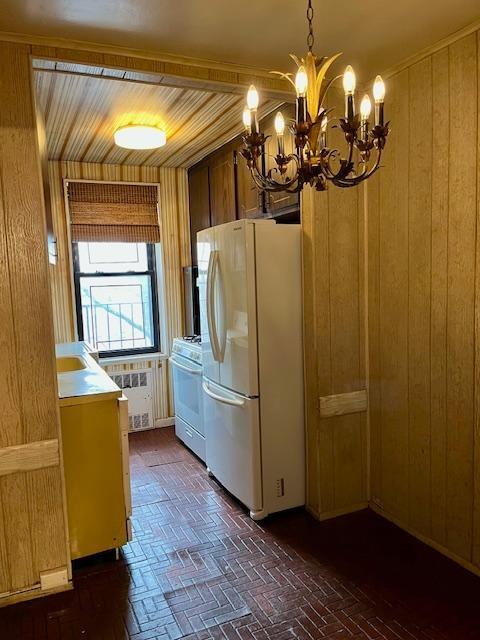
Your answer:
[241,0,389,193]
[114,125,166,150]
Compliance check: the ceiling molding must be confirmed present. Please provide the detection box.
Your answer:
[0,30,293,100]
[378,17,480,81]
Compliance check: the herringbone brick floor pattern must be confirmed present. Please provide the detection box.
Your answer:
[2,427,480,639]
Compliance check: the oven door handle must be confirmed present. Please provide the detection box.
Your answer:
[169,356,202,375]
[202,381,245,407]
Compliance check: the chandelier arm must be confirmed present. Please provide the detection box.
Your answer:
[329,148,383,187]
[251,172,300,192]
[321,142,355,181]
[248,158,301,192]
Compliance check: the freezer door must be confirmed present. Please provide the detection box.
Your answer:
[203,378,262,512]
[197,226,220,384]
[215,220,259,397]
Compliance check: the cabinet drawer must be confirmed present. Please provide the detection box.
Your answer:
[175,416,206,462]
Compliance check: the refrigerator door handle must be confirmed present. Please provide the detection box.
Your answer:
[212,250,226,363]
[206,250,221,362]
[202,381,245,407]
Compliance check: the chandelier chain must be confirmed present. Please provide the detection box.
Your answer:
[307,0,314,52]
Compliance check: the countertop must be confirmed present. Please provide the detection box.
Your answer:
[56,342,122,407]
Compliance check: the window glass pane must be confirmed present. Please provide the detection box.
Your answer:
[77,242,148,273]
[79,274,155,352]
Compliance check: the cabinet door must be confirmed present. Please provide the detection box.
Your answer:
[263,106,299,215]
[188,164,211,265]
[209,149,236,227]
[235,149,264,219]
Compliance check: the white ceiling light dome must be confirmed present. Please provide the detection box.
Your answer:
[114,124,166,150]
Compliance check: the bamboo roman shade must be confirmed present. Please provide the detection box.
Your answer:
[68,181,160,243]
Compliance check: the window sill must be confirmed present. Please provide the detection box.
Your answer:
[99,352,168,366]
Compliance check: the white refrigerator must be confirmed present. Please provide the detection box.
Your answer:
[197,218,305,520]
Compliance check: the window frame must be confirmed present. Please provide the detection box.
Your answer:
[72,242,160,358]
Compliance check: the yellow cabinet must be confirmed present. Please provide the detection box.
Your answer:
[60,395,130,559]
[56,342,131,560]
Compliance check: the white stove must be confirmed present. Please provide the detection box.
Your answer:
[170,337,205,462]
[171,336,202,364]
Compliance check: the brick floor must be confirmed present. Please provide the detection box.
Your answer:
[2,426,480,639]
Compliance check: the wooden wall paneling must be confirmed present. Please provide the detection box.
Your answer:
[301,187,321,515]
[319,390,368,419]
[313,188,335,515]
[176,168,191,269]
[158,167,186,348]
[0,441,59,476]
[474,29,480,568]
[407,56,433,538]
[188,164,211,264]
[49,161,75,343]
[209,149,236,226]
[378,68,410,522]
[430,47,449,547]
[303,122,368,518]
[28,42,291,100]
[26,467,69,576]
[328,176,367,510]
[235,149,262,220]
[0,113,25,593]
[0,41,69,597]
[446,34,477,561]
[359,183,369,500]
[367,172,382,505]
[367,26,480,574]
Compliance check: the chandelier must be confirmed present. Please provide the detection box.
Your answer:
[240,0,389,193]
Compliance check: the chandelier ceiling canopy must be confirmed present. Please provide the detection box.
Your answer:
[241,0,390,193]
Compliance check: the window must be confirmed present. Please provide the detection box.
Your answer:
[73,242,159,357]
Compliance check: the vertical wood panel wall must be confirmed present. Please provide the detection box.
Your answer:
[368,30,480,568]
[302,88,368,518]
[48,161,190,349]
[0,42,69,602]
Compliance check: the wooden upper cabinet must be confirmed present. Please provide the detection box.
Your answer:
[235,149,263,219]
[209,148,236,227]
[262,105,299,215]
[188,164,211,265]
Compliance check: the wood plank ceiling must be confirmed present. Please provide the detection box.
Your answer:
[34,65,281,168]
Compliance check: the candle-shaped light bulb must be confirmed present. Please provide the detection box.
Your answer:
[295,66,308,97]
[343,65,356,120]
[242,106,252,132]
[246,85,259,110]
[342,65,356,95]
[360,94,372,121]
[320,113,328,148]
[274,111,285,136]
[373,75,385,126]
[274,111,285,155]
[373,75,385,103]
